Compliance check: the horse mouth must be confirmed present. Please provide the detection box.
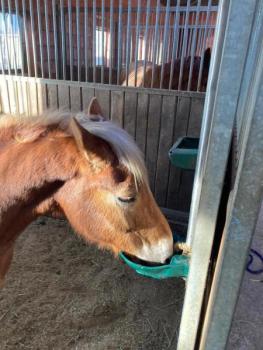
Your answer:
[122,252,170,267]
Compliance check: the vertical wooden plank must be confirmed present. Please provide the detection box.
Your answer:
[95,88,110,118]
[7,80,17,115]
[155,95,177,206]
[28,81,38,116]
[21,80,30,116]
[176,97,204,212]
[82,86,95,111]
[0,77,10,114]
[124,91,137,138]
[166,96,191,210]
[70,85,81,112]
[187,97,204,136]
[47,83,58,109]
[37,82,48,114]
[58,84,70,110]
[136,92,148,155]
[110,90,124,125]
[145,93,162,193]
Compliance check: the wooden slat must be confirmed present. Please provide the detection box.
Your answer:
[124,91,137,138]
[28,82,38,116]
[47,84,58,109]
[110,90,124,125]
[7,80,18,115]
[155,95,177,206]
[70,85,81,112]
[166,96,191,210]
[176,98,204,212]
[0,77,10,114]
[135,92,148,155]
[95,88,110,118]
[145,94,162,192]
[37,82,48,114]
[187,97,204,136]
[82,86,95,111]
[58,84,70,110]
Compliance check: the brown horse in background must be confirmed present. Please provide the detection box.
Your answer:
[124,48,211,91]
[0,98,173,288]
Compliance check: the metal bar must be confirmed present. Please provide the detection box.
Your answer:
[160,0,171,89]
[84,0,88,82]
[177,0,258,348]
[60,0,66,80]
[142,0,151,87]
[15,0,25,76]
[200,2,263,347]
[44,0,51,78]
[109,0,114,84]
[76,0,80,82]
[68,0,73,81]
[52,0,59,80]
[197,0,212,91]
[125,0,132,86]
[187,0,201,91]
[36,0,44,78]
[133,0,141,87]
[101,0,105,83]
[92,0,96,83]
[169,0,180,89]
[7,0,18,76]
[0,38,11,113]
[29,0,38,77]
[178,0,190,90]
[1,0,12,76]
[151,0,161,88]
[117,0,123,85]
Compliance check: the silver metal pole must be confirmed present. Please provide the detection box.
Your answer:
[101,0,105,83]
[36,0,44,78]
[160,0,170,89]
[92,0,96,83]
[1,0,12,76]
[76,0,80,82]
[151,0,161,88]
[15,0,25,76]
[200,2,263,348]
[52,0,59,80]
[197,0,212,91]
[177,0,258,348]
[125,0,131,86]
[68,0,73,80]
[117,0,123,85]
[44,0,51,78]
[187,0,201,91]
[60,0,66,80]
[109,0,113,84]
[178,0,190,90]
[134,0,141,87]
[7,0,18,76]
[169,0,180,90]
[142,0,150,87]
[84,0,88,82]
[29,0,38,77]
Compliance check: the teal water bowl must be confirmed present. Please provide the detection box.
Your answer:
[169,137,199,170]
[119,233,189,280]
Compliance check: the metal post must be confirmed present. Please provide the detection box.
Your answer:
[125,0,131,86]
[68,0,73,81]
[160,0,170,89]
[92,0,96,83]
[200,1,263,348]
[84,0,88,82]
[117,0,123,85]
[134,0,141,87]
[101,0,105,83]
[177,0,259,349]
[44,0,51,78]
[142,0,151,87]
[151,0,161,88]
[36,0,44,78]
[169,0,180,90]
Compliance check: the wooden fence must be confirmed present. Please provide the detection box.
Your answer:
[0,75,205,212]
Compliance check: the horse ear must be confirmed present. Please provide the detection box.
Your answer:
[70,116,108,169]
[85,97,107,121]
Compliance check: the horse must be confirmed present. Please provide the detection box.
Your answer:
[123,48,211,91]
[0,98,173,288]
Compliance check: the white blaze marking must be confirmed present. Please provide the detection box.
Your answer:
[136,238,173,263]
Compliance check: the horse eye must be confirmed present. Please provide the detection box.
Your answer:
[117,196,136,204]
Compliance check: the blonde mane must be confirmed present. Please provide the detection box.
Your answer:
[0,111,148,185]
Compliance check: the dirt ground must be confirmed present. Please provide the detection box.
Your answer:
[0,217,185,350]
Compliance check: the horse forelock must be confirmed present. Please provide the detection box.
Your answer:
[0,111,148,186]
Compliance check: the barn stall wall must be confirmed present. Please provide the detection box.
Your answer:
[0,0,214,214]
[0,75,205,213]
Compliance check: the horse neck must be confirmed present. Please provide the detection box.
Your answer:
[0,132,79,242]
